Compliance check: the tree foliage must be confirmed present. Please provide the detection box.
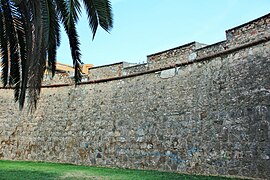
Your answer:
[0,0,113,111]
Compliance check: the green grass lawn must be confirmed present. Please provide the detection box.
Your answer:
[0,160,243,180]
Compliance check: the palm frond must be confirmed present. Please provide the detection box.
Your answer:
[82,0,113,39]
[1,0,21,101]
[42,0,60,77]
[17,0,32,110]
[0,4,9,87]
[68,22,82,84]
[0,0,113,111]
[27,0,47,111]
[67,0,81,24]
[56,0,82,84]
[9,2,21,102]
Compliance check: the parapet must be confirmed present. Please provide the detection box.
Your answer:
[147,42,207,70]
[226,13,270,46]
[123,63,148,75]
[88,62,137,80]
[1,13,269,86]
[86,13,270,82]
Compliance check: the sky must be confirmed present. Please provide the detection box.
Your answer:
[56,0,270,67]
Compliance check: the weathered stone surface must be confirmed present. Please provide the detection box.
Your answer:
[226,13,270,46]
[123,63,148,75]
[147,42,202,70]
[0,13,270,180]
[88,62,137,80]
[0,39,269,178]
[159,68,177,79]
[43,71,73,85]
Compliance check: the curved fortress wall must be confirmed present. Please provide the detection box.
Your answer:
[0,14,270,179]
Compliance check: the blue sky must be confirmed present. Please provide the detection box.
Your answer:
[56,0,270,66]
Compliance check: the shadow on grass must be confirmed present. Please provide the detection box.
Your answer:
[0,169,58,180]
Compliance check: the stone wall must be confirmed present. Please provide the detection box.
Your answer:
[226,13,270,46]
[43,71,73,85]
[196,41,228,59]
[147,42,207,70]
[88,62,123,80]
[0,39,270,179]
[123,63,149,75]
[88,62,137,80]
[0,14,270,179]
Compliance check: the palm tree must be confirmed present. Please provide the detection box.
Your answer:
[0,0,113,111]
